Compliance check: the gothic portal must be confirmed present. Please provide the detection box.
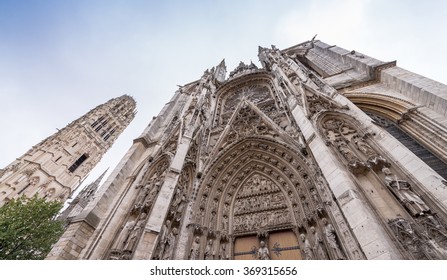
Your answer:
[48,40,447,260]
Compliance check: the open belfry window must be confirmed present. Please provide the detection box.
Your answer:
[91,116,105,128]
[68,154,88,173]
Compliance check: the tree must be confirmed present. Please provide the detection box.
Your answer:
[0,195,64,260]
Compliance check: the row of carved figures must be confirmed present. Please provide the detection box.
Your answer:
[186,217,345,260]
[300,218,344,260]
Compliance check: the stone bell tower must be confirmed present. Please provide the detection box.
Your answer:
[0,95,136,206]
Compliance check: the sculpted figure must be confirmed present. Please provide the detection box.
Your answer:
[309,226,327,259]
[124,213,147,252]
[322,218,345,260]
[113,219,136,250]
[204,239,214,260]
[300,233,314,260]
[382,167,430,217]
[219,242,228,260]
[143,186,159,211]
[154,220,171,259]
[336,140,358,163]
[221,216,229,232]
[189,237,201,260]
[162,227,178,260]
[173,193,187,222]
[133,183,151,211]
[353,136,376,158]
[257,240,270,260]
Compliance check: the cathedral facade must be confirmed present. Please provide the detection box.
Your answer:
[0,95,135,206]
[48,40,447,260]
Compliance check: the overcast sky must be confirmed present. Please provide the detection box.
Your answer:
[1,0,446,197]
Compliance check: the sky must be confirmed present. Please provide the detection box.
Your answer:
[1,0,446,199]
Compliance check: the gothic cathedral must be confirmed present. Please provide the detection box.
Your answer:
[0,95,136,206]
[48,40,447,260]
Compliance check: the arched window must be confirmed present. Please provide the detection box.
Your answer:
[367,112,447,180]
[68,154,88,173]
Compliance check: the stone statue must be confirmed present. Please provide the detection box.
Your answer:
[154,219,171,259]
[145,181,160,204]
[189,236,201,260]
[219,242,228,260]
[208,211,216,229]
[204,239,214,260]
[382,167,430,217]
[173,193,187,222]
[133,183,151,211]
[309,226,327,259]
[257,240,270,260]
[221,215,229,232]
[124,213,147,252]
[162,227,178,260]
[336,140,358,163]
[353,135,376,158]
[322,218,345,260]
[300,233,314,260]
[113,219,136,250]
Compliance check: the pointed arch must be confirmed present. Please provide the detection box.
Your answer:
[186,137,361,260]
[345,92,447,177]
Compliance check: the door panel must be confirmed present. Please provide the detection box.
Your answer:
[233,231,302,260]
[268,230,302,260]
[234,235,258,260]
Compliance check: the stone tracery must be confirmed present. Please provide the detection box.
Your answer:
[185,137,362,260]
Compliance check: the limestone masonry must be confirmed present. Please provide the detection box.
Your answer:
[47,39,447,260]
[0,95,135,206]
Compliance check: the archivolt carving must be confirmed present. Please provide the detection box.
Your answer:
[189,138,363,259]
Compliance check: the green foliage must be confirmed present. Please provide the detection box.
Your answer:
[0,195,64,260]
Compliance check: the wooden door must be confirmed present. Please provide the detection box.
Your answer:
[233,231,302,260]
[233,235,259,260]
[268,230,302,260]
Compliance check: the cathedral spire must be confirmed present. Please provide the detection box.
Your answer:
[58,168,109,223]
[80,168,108,200]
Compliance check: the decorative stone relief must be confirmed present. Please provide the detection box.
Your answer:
[188,236,201,260]
[110,159,170,260]
[229,61,258,79]
[110,212,147,260]
[382,167,430,217]
[321,218,345,260]
[308,226,328,260]
[257,240,270,260]
[204,239,214,260]
[152,220,171,259]
[233,209,291,233]
[193,138,364,259]
[300,233,314,260]
[161,227,178,260]
[218,241,228,260]
[322,118,372,174]
[388,218,438,260]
